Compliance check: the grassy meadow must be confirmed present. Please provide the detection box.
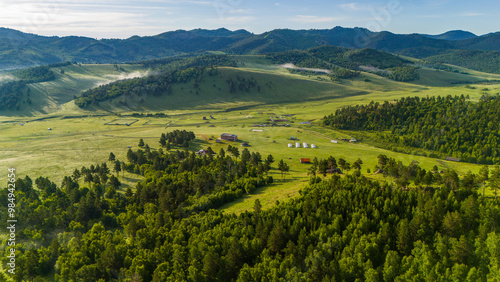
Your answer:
[1,57,499,213]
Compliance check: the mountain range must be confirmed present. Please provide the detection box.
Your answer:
[1,26,500,70]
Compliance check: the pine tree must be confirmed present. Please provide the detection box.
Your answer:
[478,165,489,197]
[491,166,500,201]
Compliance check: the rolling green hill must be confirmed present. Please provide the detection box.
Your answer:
[0,63,149,116]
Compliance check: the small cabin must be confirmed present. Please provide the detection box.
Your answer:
[241,142,249,147]
[303,143,309,148]
[288,143,293,148]
[295,142,301,148]
[300,158,311,164]
[221,133,238,141]
[311,144,317,148]
[196,149,208,156]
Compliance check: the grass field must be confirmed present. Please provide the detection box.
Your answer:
[1,58,499,213]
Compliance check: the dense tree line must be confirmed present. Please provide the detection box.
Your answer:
[75,55,237,108]
[12,66,55,84]
[377,66,420,82]
[2,144,499,281]
[323,95,500,164]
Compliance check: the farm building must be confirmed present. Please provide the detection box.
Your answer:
[445,157,460,162]
[311,144,317,148]
[221,133,238,141]
[241,142,249,147]
[288,143,293,148]
[215,139,222,143]
[300,158,311,164]
[331,140,338,144]
[303,143,309,148]
[349,138,357,143]
[290,137,296,140]
[295,142,301,148]
[196,149,208,156]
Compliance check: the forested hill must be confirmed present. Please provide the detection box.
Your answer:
[323,95,500,164]
[425,50,500,74]
[74,55,236,108]
[2,26,500,72]
[0,62,71,110]
[2,129,500,281]
[267,46,420,82]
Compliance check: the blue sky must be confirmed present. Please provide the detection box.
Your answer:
[2,0,499,38]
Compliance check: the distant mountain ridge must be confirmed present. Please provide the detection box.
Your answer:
[423,30,478,41]
[0,26,499,70]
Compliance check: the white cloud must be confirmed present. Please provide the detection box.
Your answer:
[210,16,256,24]
[293,15,346,24]
[228,9,254,15]
[339,3,360,11]
[460,12,485,17]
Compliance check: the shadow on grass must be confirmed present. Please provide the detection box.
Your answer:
[219,175,302,211]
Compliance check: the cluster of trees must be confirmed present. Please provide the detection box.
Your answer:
[75,55,237,108]
[12,66,55,84]
[378,66,420,82]
[266,50,332,70]
[0,81,26,110]
[323,95,500,164]
[225,75,259,93]
[2,145,500,281]
[124,144,275,217]
[159,129,196,148]
[420,62,470,74]
[330,67,360,79]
